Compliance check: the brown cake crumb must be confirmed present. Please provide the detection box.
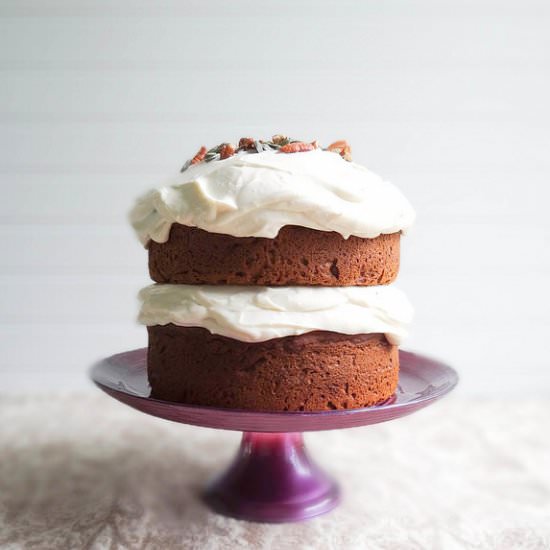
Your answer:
[147,327,398,411]
[148,224,400,286]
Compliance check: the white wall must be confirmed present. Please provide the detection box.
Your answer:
[1,0,549,395]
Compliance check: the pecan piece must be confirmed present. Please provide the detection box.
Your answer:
[190,145,207,165]
[278,141,316,154]
[219,143,236,160]
[271,134,290,146]
[327,140,352,161]
[238,137,255,150]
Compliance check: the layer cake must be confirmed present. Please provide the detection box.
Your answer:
[130,137,415,410]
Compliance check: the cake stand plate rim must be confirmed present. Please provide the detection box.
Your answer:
[90,348,458,432]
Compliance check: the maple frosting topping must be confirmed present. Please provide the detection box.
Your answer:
[129,148,415,245]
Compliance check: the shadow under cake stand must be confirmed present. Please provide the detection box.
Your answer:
[91,349,458,523]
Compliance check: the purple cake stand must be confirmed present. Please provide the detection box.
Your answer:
[90,348,457,523]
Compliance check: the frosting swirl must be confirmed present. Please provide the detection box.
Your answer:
[130,149,415,245]
[138,284,413,345]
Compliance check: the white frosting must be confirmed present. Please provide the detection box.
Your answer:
[138,284,413,345]
[130,149,415,245]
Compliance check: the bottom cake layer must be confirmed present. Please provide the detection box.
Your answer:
[147,325,399,411]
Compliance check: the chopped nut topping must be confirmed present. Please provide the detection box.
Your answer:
[278,141,316,154]
[190,146,207,165]
[180,136,352,172]
[219,143,236,160]
[238,137,255,150]
[271,134,290,146]
[327,140,352,161]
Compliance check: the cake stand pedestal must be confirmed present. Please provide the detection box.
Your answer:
[204,431,339,522]
[91,349,458,523]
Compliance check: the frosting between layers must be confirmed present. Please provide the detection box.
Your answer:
[130,149,415,245]
[138,284,414,345]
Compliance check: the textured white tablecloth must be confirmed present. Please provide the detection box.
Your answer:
[0,394,549,549]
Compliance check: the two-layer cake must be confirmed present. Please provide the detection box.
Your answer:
[130,137,415,411]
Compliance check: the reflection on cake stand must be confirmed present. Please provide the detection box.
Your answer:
[90,349,458,523]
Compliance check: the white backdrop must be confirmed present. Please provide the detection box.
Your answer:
[1,0,549,395]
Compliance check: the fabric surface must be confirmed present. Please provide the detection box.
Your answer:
[0,394,549,550]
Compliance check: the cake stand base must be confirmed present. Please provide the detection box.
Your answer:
[204,432,339,523]
[91,349,458,523]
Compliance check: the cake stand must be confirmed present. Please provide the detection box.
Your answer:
[90,349,457,523]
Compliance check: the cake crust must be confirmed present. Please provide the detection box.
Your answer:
[147,326,399,411]
[148,224,400,286]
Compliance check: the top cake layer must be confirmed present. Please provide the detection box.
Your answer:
[130,147,415,245]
